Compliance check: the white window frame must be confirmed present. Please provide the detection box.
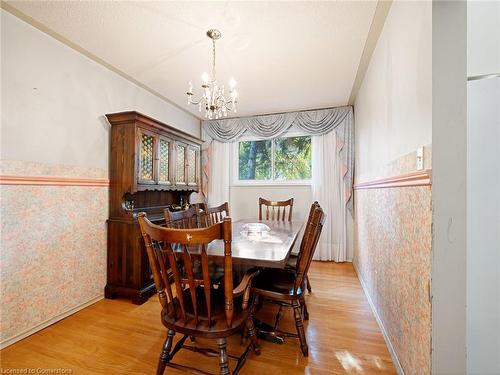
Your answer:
[231,131,312,186]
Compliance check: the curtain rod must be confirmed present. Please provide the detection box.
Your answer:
[203,104,352,122]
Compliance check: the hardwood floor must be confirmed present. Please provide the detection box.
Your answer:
[0,262,396,374]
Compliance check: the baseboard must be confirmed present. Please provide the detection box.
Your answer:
[352,263,405,375]
[0,295,103,349]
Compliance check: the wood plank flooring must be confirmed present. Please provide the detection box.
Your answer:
[0,262,396,374]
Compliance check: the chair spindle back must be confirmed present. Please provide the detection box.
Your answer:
[258,197,294,222]
[296,201,320,267]
[293,204,325,293]
[164,205,201,229]
[208,202,230,225]
[138,213,235,327]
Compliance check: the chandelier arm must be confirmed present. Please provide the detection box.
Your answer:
[219,97,234,107]
[188,95,206,106]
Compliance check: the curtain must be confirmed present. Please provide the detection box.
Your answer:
[201,128,231,207]
[312,132,350,261]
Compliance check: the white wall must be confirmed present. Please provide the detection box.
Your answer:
[1,9,200,170]
[467,75,500,375]
[230,185,312,223]
[467,1,500,77]
[354,1,431,181]
[466,2,500,374]
[431,2,468,374]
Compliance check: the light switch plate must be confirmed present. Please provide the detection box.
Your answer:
[416,147,424,170]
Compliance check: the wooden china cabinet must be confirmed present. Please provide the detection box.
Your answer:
[104,111,202,304]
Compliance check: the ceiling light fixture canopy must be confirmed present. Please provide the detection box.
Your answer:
[186,29,238,119]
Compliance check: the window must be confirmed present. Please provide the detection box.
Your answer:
[234,135,311,184]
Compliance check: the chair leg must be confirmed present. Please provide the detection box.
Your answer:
[246,316,261,355]
[292,300,308,357]
[157,329,175,375]
[240,326,247,345]
[300,297,309,321]
[306,275,312,293]
[274,304,284,330]
[217,338,230,375]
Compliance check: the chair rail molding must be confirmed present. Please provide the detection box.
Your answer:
[0,175,110,187]
[354,169,432,190]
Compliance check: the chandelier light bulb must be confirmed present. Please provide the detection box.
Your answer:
[201,72,209,84]
[229,77,237,89]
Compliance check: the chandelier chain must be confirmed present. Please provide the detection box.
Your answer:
[212,39,216,81]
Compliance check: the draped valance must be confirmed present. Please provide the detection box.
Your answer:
[201,106,354,214]
[202,106,353,142]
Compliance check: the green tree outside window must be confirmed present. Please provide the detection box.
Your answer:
[238,136,311,181]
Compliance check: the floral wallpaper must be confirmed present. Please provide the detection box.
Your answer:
[0,161,108,345]
[353,147,432,375]
[1,160,107,179]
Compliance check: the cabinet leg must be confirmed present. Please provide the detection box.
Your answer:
[104,286,116,300]
[132,293,149,305]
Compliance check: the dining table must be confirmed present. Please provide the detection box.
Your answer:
[205,219,304,268]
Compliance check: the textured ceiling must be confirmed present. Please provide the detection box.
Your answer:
[5,1,377,119]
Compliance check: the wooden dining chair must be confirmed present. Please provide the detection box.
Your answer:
[164,208,224,286]
[285,201,320,294]
[193,202,209,215]
[196,202,230,228]
[251,204,325,357]
[258,198,293,222]
[138,213,261,375]
[208,202,230,224]
[164,205,202,229]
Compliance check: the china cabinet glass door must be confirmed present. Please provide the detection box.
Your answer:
[157,136,171,185]
[175,142,187,185]
[187,146,200,186]
[137,129,156,185]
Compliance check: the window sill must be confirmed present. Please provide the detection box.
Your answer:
[232,181,312,187]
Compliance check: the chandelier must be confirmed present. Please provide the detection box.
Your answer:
[186,29,238,119]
